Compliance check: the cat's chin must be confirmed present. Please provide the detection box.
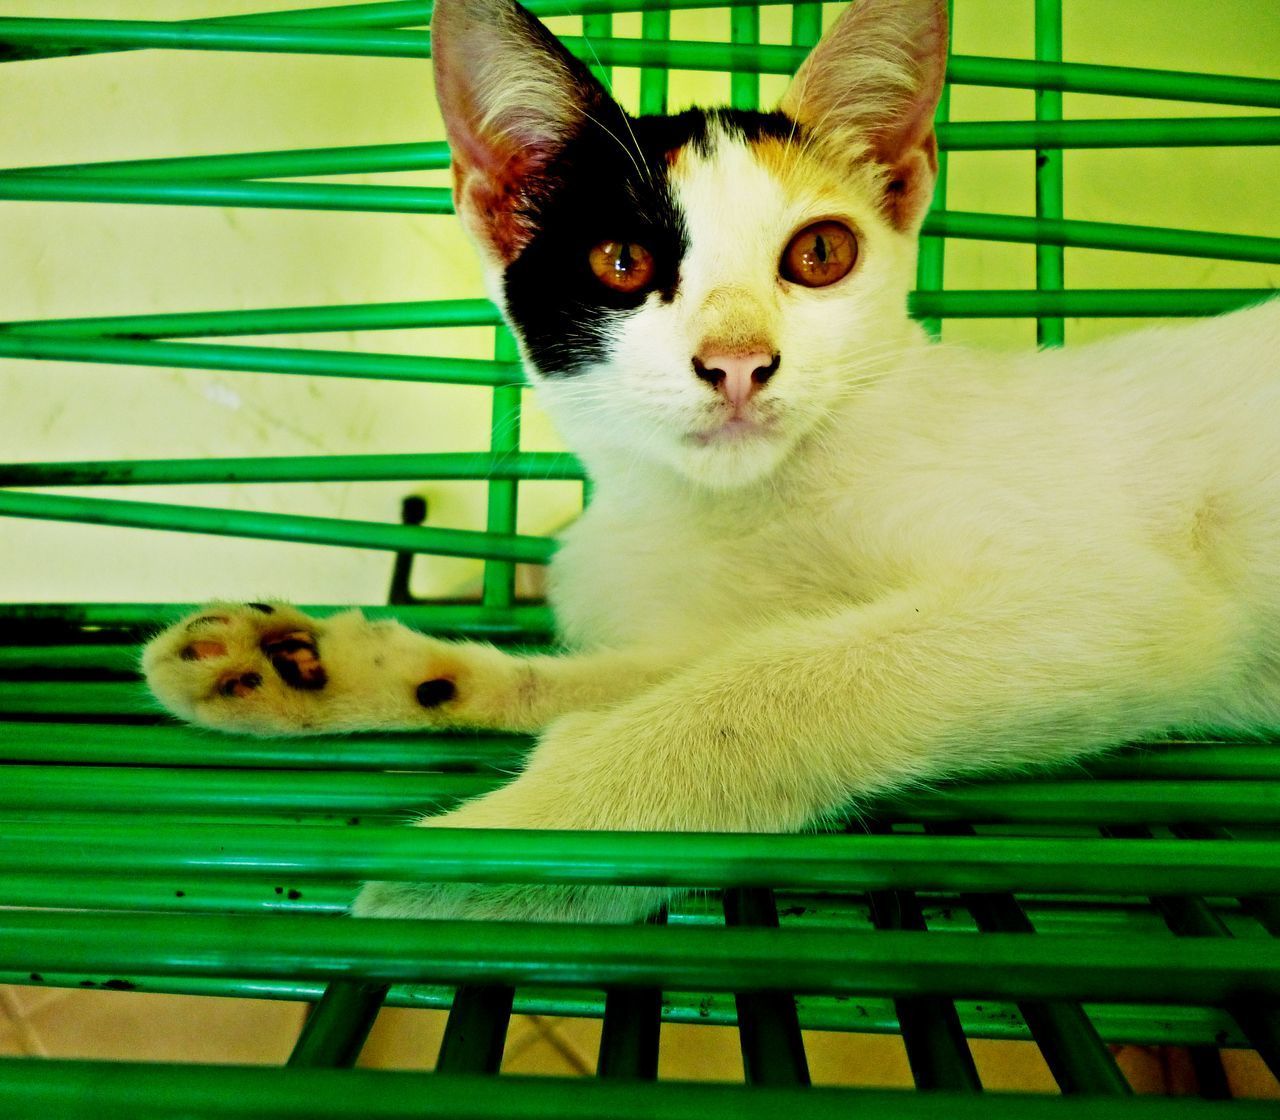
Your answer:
[667,425,797,491]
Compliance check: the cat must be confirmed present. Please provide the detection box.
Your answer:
[143,0,1280,923]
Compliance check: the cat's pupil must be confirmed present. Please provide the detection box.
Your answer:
[813,235,828,264]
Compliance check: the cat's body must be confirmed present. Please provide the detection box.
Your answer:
[142,0,1279,922]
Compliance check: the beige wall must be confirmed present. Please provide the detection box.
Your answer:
[1,1,1277,606]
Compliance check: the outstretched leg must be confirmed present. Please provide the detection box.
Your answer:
[142,601,677,736]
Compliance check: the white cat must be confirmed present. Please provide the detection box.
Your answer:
[143,0,1280,922]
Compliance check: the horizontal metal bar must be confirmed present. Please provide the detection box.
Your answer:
[908,289,1272,318]
[7,116,1274,188]
[0,333,521,385]
[0,971,1244,1047]
[0,451,583,487]
[3,822,1277,894]
[5,17,1280,108]
[0,601,556,636]
[0,764,494,815]
[888,779,1280,825]
[0,722,530,771]
[4,911,1278,1002]
[0,490,555,564]
[925,211,1280,263]
[0,173,448,212]
[0,718,1273,779]
[938,116,1280,149]
[7,1061,1277,1120]
[0,299,501,339]
[2,292,1267,348]
[2,141,451,181]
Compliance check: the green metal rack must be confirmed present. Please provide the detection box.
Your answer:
[1,1,1278,1114]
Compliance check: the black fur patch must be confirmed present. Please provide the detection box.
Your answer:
[503,108,796,377]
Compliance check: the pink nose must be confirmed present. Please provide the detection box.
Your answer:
[692,351,780,409]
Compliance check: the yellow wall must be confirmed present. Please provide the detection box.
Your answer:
[1,2,1277,606]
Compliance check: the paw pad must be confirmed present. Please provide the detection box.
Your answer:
[218,671,263,698]
[416,678,456,707]
[263,631,327,691]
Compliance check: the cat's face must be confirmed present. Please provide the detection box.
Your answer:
[432,0,947,490]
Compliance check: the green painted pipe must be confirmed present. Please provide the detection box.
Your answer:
[0,173,449,212]
[0,490,555,564]
[0,298,501,338]
[2,822,1276,894]
[2,141,452,180]
[4,118,1274,188]
[0,333,522,385]
[2,910,1278,1002]
[2,291,1262,350]
[0,451,585,487]
[0,601,557,635]
[4,18,1280,107]
[0,722,531,771]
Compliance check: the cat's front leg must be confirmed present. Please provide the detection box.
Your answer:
[142,601,677,736]
[353,578,1238,922]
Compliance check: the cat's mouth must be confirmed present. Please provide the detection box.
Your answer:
[689,416,778,446]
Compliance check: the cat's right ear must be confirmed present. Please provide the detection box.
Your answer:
[780,0,948,232]
[432,0,612,264]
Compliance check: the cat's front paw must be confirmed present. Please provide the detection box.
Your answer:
[142,601,336,735]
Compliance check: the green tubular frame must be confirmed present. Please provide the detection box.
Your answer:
[2,0,1279,1112]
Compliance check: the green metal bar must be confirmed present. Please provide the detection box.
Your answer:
[0,299,501,339]
[5,1061,1278,1120]
[3,911,1279,1002]
[0,0,430,63]
[435,985,515,1073]
[1035,0,1065,348]
[287,981,390,1068]
[886,779,1280,825]
[730,7,760,110]
[0,872,352,916]
[0,333,521,386]
[582,11,613,88]
[1,720,1272,778]
[1,141,450,181]
[597,909,664,1081]
[907,289,1273,318]
[937,116,1280,150]
[638,10,671,116]
[0,491,554,564]
[3,823,1278,894]
[0,602,556,636]
[0,722,530,772]
[0,764,494,816]
[921,211,1280,263]
[0,292,1265,351]
[482,330,523,610]
[723,888,810,1085]
[0,174,449,212]
[866,886,982,1091]
[0,971,1245,1046]
[0,452,583,488]
[790,4,822,51]
[915,0,953,339]
[2,17,1278,107]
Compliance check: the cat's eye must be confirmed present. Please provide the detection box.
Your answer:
[780,221,857,288]
[588,240,656,294]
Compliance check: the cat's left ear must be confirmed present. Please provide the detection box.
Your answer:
[432,0,614,264]
[780,0,948,231]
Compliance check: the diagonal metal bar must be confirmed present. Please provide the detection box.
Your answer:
[288,981,390,1068]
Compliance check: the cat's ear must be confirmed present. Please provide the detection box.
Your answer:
[780,0,947,230]
[432,0,613,263]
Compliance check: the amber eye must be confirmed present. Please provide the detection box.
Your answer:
[588,240,656,294]
[780,221,857,288]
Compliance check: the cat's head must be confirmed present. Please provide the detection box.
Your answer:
[432,0,947,489]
